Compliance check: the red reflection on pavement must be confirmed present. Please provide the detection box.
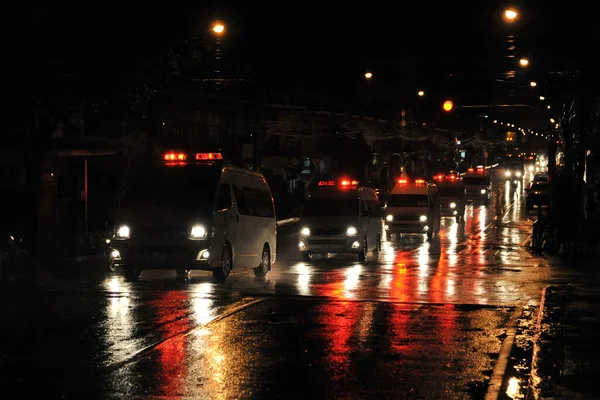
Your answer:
[315,301,362,378]
[387,303,412,354]
[152,291,191,396]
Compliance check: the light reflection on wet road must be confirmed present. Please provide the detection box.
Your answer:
[0,170,593,399]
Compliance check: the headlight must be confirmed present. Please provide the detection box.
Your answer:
[450,202,456,209]
[529,166,534,171]
[480,189,486,194]
[386,214,393,222]
[190,225,207,239]
[505,171,511,177]
[300,227,310,237]
[516,171,522,177]
[419,215,427,222]
[346,227,357,236]
[116,225,130,239]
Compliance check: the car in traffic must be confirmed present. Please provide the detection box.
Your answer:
[433,173,466,222]
[109,151,277,282]
[298,178,382,262]
[385,177,441,240]
[533,172,549,183]
[504,161,524,184]
[463,167,492,202]
[525,180,549,210]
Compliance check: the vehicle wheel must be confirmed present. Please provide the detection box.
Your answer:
[106,252,117,272]
[212,244,232,283]
[358,237,368,262]
[301,251,313,262]
[426,230,433,240]
[373,235,381,255]
[175,269,191,278]
[253,245,270,278]
[124,266,142,281]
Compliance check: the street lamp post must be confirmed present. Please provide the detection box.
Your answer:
[211,21,226,77]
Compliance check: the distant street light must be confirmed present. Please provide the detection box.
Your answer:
[417,90,425,97]
[442,100,454,112]
[212,21,225,36]
[530,81,537,87]
[504,9,518,21]
[364,72,373,80]
[539,96,545,101]
[519,58,529,67]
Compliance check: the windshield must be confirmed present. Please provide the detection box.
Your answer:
[122,165,221,210]
[463,177,488,185]
[388,194,428,207]
[438,186,459,197]
[303,197,358,217]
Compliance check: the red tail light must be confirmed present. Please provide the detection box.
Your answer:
[195,152,223,160]
[163,152,187,161]
[398,178,408,185]
[318,180,335,186]
[446,174,457,180]
[339,179,358,187]
[415,179,426,184]
[434,174,444,181]
[467,168,474,173]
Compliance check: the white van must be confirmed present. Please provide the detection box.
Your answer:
[463,167,492,201]
[298,179,382,262]
[108,151,276,282]
[385,178,441,240]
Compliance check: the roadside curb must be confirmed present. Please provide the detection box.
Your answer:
[526,284,590,400]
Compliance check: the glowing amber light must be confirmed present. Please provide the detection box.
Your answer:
[442,100,454,112]
[212,22,225,35]
[504,9,518,21]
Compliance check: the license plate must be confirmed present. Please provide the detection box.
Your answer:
[148,253,166,262]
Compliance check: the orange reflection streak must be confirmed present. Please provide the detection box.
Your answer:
[436,304,458,341]
[315,301,362,379]
[388,251,413,302]
[152,291,191,397]
[429,256,447,304]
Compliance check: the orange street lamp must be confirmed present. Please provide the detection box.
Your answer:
[442,100,454,112]
[504,9,518,21]
[212,21,225,36]
[417,90,425,97]
[519,58,529,67]
[364,72,373,80]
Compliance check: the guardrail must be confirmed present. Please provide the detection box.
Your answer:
[276,217,300,227]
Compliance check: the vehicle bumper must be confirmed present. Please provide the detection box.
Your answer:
[298,235,363,254]
[108,240,215,270]
[385,221,430,234]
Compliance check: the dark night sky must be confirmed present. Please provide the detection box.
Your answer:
[10,1,596,100]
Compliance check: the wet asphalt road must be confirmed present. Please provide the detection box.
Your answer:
[0,169,593,399]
